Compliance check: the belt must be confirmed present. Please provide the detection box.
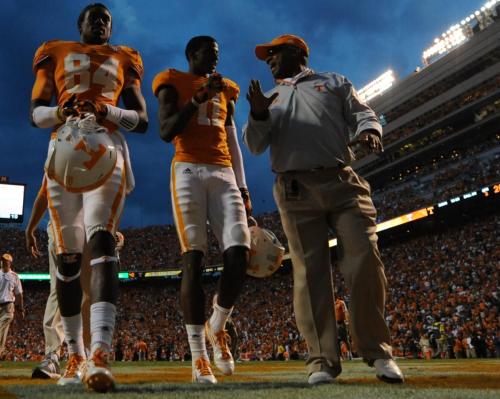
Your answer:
[279,162,345,174]
[0,302,13,306]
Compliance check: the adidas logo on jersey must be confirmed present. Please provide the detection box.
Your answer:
[183,168,193,175]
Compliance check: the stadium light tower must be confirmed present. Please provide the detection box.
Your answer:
[358,69,396,103]
[422,0,500,66]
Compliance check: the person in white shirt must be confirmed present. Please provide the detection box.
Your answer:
[0,253,24,359]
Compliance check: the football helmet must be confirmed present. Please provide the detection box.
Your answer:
[45,114,117,193]
[247,218,285,278]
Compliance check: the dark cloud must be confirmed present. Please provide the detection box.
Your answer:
[0,0,484,228]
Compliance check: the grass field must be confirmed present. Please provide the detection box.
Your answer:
[0,359,499,398]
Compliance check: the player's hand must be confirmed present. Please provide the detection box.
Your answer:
[25,230,41,258]
[240,187,253,217]
[76,100,107,122]
[246,79,278,120]
[19,309,25,320]
[194,73,226,104]
[57,94,79,121]
[348,131,383,158]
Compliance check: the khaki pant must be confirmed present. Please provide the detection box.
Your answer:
[274,166,393,377]
[0,302,14,357]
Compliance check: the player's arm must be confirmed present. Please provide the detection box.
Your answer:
[80,74,149,133]
[30,59,77,128]
[156,73,226,143]
[25,176,48,258]
[116,76,149,133]
[156,84,199,142]
[226,100,252,216]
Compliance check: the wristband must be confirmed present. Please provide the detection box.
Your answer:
[105,104,140,131]
[32,106,62,128]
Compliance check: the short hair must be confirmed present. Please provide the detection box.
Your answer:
[77,3,110,32]
[185,36,217,60]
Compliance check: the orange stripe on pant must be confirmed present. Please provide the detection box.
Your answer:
[46,181,67,254]
[170,161,189,253]
[106,163,127,232]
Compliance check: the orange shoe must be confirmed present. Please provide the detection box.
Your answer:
[57,353,85,386]
[82,348,116,392]
[205,321,234,375]
[192,357,217,384]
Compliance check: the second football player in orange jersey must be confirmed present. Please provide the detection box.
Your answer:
[29,3,148,392]
[153,36,251,384]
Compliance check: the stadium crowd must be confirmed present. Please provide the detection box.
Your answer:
[2,214,498,362]
[382,76,500,146]
[2,140,497,273]
[372,144,499,221]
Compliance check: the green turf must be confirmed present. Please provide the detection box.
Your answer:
[0,359,498,399]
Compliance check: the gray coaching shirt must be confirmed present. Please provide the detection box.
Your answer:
[243,69,382,173]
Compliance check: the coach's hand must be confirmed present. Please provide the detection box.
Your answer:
[247,79,278,120]
[348,130,383,158]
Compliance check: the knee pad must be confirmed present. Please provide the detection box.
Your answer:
[88,230,115,258]
[56,253,82,282]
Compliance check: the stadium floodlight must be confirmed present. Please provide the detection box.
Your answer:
[358,69,396,103]
[422,0,500,66]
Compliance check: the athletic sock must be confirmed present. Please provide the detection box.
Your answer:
[61,314,85,357]
[209,295,233,332]
[186,324,208,362]
[90,302,116,356]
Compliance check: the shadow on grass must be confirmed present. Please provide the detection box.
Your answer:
[118,381,311,394]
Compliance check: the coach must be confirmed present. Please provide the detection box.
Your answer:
[243,34,403,384]
[0,253,24,359]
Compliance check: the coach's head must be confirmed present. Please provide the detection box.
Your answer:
[255,34,309,79]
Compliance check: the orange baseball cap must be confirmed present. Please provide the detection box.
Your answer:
[255,34,309,60]
[1,253,13,262]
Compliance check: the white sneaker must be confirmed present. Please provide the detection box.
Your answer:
[308,371,335,385]
[192,357,217,384]
[82,349,116,392]
[374,359,404,383]
[32,356,61,379]
[57,354,85,386]
[205,321,234,375]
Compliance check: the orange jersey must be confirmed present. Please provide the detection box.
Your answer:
[32,40,143,132]
[152,69,239,166]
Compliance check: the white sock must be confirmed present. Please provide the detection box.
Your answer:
[209,295,233,333]
[90,302,116,356]
[186,324,208,362]
[61,314,85,357]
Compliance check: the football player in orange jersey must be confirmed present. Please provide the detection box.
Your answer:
[153,36,251,384]
[29,3,148,392]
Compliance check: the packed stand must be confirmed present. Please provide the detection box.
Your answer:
[2,214,498,361]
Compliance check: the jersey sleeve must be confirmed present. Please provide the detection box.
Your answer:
[152,69,175,97]
[123,47,144,81]
[32,41,57,73]
[224,79,240,103]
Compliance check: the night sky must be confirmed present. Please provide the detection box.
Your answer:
[0,0,484,228]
